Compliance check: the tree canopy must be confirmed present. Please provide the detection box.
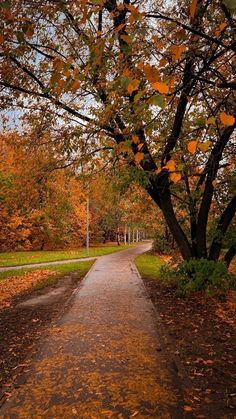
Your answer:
[0,0,235,262]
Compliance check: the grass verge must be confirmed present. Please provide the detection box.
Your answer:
[0,244,135,267]
[135,252,164,281]
[0,260,95,283]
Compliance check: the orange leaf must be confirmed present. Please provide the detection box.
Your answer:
[190,0,198,18]
[165,159,175,172]
[137,143,144,150]
[134,152,144,164]
[219,112,235,126]
[143,64,159,83]
[184,406,193,412]
[127,79,140,94]
[120,34,132,44]
[132,135,139,144]
[171,44,185,60]
[0,34,4,44]
[71,80,81,92]
[152,82,169,94]
[216,22,227,36]
[187,140,198,154]
[170,172,181,183]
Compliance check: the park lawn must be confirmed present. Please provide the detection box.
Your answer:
[135,252,164,281]
[0,243,135,267]
[0,260,94,282]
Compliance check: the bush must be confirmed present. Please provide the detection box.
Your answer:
[160,258,235,296]
[152,231,172,254]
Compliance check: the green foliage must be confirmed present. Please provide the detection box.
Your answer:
[160,258,234,296]
[152,230,173,254]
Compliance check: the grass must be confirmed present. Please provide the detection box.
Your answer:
[0,244,135,267]
[0,260,95,283]
[135,252,164,280]
[33,260,95,290]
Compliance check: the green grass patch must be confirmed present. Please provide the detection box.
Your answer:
[135,253,164,280]
[0,260,94,283]
[0,244,135,267]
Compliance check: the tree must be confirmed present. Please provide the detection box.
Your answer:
[0,0,235,263]
[0,133,87,250]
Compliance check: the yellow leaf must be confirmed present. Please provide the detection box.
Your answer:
[134,152,144,164]
[187,140,198,154]
[127,79,140,94]
[171,44,185,60]
[206,116,216,125]
[170,172,181,183]
[132,135,139,144]
[190,0,198,18]
[212,180,217,188]
[165,159,175,172]
[184,405,193,412]
[152,82,169,94]
[198,141,212,153]
[219,112,235,126]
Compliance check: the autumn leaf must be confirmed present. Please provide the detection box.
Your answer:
[170,172,181,183]
[143,64,159,83]
[187,140,198,154]
[71,80,81,92]
[171,44,185,60]
[120,34,132,44]
[132,135,139,144]
[219,112,235,126]
[165,159,175,171]
[152,82,169,94]
[184,406,193,412]
[198,141,212,153]
[190,0,198,18]
[149,94,165,108]
[114,23,126,33]
[0,34,4,44]
[215,22,227,36]
[206,116,216,125]
[134,152,144,164]
[127,79,140,94]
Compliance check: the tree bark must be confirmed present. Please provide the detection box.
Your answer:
[224,245,236,268]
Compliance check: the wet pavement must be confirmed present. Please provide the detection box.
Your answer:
[0,243,183,418]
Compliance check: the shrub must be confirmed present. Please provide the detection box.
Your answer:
[160,258,235,296]
[152,231,172,254]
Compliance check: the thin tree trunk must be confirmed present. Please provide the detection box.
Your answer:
[224,245,236,268]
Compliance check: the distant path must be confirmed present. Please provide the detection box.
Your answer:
[0,257,97,272]
[0,243,183,418]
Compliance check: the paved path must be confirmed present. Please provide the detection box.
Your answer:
[0,243,182,418]
[0,257,96,272]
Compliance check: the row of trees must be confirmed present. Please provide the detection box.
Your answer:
[0,0,235,264]
[0,133,159,250]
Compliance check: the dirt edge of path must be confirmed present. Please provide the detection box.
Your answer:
[0,269,89,405]
[142,275,236,419]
